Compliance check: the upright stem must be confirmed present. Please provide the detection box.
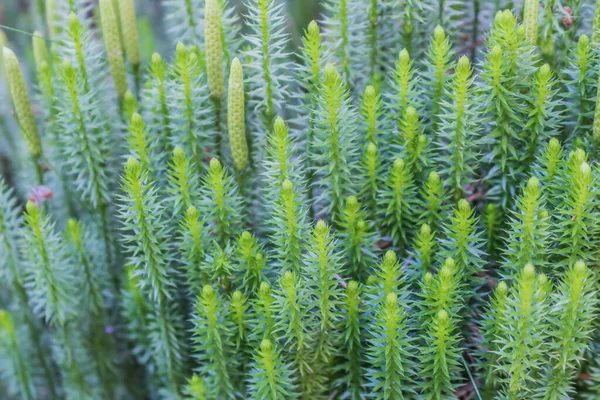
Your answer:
[13,281,58,399]
[213,96,223,161]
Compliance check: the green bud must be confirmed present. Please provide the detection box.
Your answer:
[261,339,273,352]
[497,281,508,296]
[420,224,431,235]
[367,142,377,156]
[131,112,144,130]
[281,271,294,287]
[3,47,42,156]
[347,195,358,208]
[456,56,471,75]
[202,285,215,298]
[46,0,59,39]
[523,0,539,45]
[524,263,535,279]
[437,309,449,322]
[241,231,252,241]
[186,205,198,219]
[259,282,271,297]
[118,0,141,66]
[428,171,440,184]
[580,162,591,179]
[324,63,339,85]
[307,20,320,37]
[32,32,49,72]
[393,158,405,171]
[384,250,397,265]
[527,177,540,193]
[315,220,328,235]
[282,179,293,193]
[357,220,366,231]
[443,257,456,271]
[434,25,445,42]
[227,57,248,171]
[347,280,359,293]
[205,0,224,98]
[210,158,222,173]
[126,156,140,172]
[574,261,586,275]
[537,274,548,286]
[399,48,410,64]
[99,0,128,97]
[424,272,434,284]
[458,199,471,213]
[26,200,39,215]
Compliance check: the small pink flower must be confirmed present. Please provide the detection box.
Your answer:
[29,186,53,207]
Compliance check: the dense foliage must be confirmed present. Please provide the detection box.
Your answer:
[1,0,600,399]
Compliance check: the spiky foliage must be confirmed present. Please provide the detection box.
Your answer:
[379,158,417,251]
[438,55,480,200]
[167,146,199,218]
[367,292,414,399]
[248,339,297,400]
[495,264,549,399]
[338,280,365,400]
[501,177,550,276]
[542,261,597,399]
[200,158,243,246]
[320,0,367,85]
[0,310,36,400]
[423,25,453,135]
[55,59,112,209]
[338,195,376,281]
[411,223,436,279]
[4,2,600,399]
[191,285,235,399]
[269,179,308,274]
[312,64,358,223]
[252,282,276,341]
[419,309,462,399]
[304,220,343,373]
[273,271,318,396]
[397,106,427,179]
[524,64,560,168]
[479,281,508,397]
[142,52,173,166]
[419,171,446,233]
[168,42,215,172]
[562,35,597,144]
[244,0,292,128]
[21,201,75,326]
[235,231,267,293]
[386,49,419,130]
[21,201,96,398]
[555,150,597,268]
[438,199,485,286]
[117,157,184,393]
[358,141,382,222]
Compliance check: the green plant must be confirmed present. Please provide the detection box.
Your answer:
[2,1,600,399]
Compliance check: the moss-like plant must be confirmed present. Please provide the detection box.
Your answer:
[3,2,600,399]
